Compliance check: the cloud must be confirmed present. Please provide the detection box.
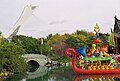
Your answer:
[49,20,67,25]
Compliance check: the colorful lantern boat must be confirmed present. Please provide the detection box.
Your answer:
[66,17,120,75]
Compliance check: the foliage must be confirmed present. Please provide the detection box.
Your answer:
[47,34,68,57]
[47,34,66,45]
[12,35,40,54]
[10,30,108,63]
[99,33,109,46]
[0,42,28,73]
[12,35,50,55]
[65,36,78,48]
[47,34,53,39]
[65,31,96,49]
[75,30,88,36]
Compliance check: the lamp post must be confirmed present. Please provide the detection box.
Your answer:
[40,38,43,55]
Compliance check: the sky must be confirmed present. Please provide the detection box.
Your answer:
[0,0,120,38]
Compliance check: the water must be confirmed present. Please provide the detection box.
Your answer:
[5,66,120,81]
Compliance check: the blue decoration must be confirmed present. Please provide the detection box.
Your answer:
[76,46,86,57]
[96,33,100,38]
[93,51,96,56]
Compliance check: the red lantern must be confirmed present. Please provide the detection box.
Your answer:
[94,39,100,44]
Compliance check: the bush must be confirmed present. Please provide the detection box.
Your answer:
[0,42,28,73]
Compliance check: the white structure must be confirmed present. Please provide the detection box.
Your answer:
[5,5,37,39]
[23,54,48,66]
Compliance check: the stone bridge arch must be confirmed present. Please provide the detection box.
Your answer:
[23,54,48,66]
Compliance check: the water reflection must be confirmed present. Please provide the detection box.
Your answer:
[6,66,120,81]
[74,74,120,81]
[26,66,48,80]
[25,66,75,81]
[6,65,49,81]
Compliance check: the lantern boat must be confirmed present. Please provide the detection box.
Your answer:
[66,17,120,75]
[66,47,120,74]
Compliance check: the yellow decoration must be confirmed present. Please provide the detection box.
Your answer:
[79,61,82,67]
[88,65,92,70]
[92,44,96,49]
[105,64,109,70]
[103,51,109,56]
[97,64,101,70]
[91,48,96,54]
[94,24,100,33]
[92,64,97,70]
[101,64,105,70]
[109,64,114,70]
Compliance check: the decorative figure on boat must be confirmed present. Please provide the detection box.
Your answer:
[92,44,96,50]
[94,24,100,33]
[76,46,86,57]
[78,56,82,68]
[94,49,100,56]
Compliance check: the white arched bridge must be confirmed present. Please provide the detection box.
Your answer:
[22,54,48,66]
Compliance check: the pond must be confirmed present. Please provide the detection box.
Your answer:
[5,65,120,81]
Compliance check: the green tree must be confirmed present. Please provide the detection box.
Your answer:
[47,34,53,39]
[12,35,50,56]
[65,36,78,48]
[47,34,67,57]
[12,35,41,54]
[0,42,28,73]
[75,30,88,36]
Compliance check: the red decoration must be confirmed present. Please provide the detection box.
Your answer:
[94,39,100,44]
[100,45,108,52]
[66,48,77,57]
[86,52,91,56]
[117,57,120,63]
